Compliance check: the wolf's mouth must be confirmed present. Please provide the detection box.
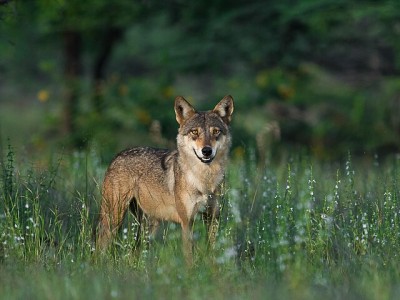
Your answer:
[193,149,214,164]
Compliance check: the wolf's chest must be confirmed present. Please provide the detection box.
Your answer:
[185,167,223,195]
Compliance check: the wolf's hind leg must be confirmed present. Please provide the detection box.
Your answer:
[129,199,144,251]
[96,187,132,251]
[148,218,160,240]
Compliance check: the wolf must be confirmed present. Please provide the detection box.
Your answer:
[96,95,234,264]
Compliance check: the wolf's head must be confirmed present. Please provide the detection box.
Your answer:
[174,95,234,164]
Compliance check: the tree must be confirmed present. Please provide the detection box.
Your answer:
[35,0,150,146]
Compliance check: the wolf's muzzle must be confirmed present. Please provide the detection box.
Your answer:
[193,147,215,164]
[201,146,213,157]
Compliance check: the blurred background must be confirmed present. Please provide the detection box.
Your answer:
[0,0,399,163]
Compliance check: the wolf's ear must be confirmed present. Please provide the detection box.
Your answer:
[213,95,234,124]
[175,96,196,125]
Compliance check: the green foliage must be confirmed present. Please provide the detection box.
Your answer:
[1,0,400,157]
[36,0,143,32]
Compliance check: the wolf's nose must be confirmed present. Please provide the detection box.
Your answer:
[202,146,213,157]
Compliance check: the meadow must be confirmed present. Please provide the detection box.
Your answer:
[1,142,400,300]
[2,1,400,298]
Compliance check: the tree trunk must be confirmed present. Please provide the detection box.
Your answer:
[92,27,123,113]
[63,30,82,146]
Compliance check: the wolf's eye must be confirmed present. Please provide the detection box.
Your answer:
[212,128,221,136]
[190,129,198,136]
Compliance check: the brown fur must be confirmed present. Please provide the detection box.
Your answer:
[96,95,234,264]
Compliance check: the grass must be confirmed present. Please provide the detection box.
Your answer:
[1,144,400,299]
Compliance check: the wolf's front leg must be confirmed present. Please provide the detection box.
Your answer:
[175,184,195,266]
[181,222,194,266]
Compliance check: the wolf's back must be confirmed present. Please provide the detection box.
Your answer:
[105,147,176,190]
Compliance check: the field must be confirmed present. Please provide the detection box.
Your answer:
[1,143,400,300]
[2,1,400,298]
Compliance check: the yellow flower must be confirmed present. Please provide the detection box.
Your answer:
[277,84,295,100]
[37,89,50,103]
[256,71,269,88]
[135,109,152,125]
[118,84,129,96]
[162,86,175,99]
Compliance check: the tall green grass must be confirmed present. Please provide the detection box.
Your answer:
[1,144,400,299]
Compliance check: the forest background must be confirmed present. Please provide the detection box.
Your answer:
[1,0,399,163]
